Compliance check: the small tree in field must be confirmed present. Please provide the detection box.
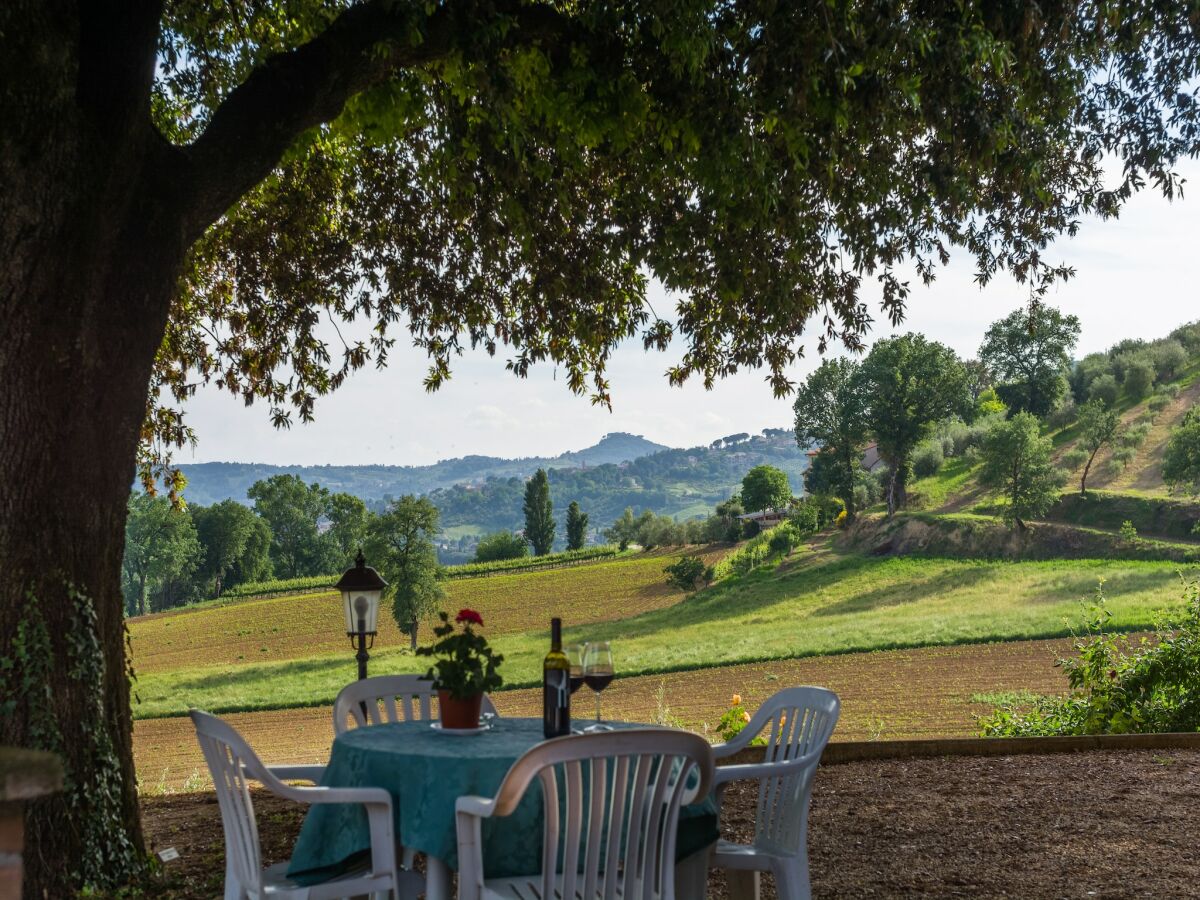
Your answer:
[365,496,443,649]
[1077,399,1122,495]
[979,412,1066,529]
[740,465,792,512]
[473,531,529,563]
[565,501,589,550]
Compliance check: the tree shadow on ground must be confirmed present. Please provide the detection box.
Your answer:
[809,565,996,618]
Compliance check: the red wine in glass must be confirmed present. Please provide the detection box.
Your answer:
[566,644,585,695]
[583,641,614,731]
[583,672,614,691]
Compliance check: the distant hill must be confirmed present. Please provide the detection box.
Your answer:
[177,431,670,506]
[429,430,810,542]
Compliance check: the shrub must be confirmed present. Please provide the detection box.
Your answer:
[1156,382,1181,400]
[1170,320,1200,354]
[1104,448,1132,475]
[473,530,529,563]
[1119,422,1151,450]
[1088,373,1120,407]
[663,555,710,592]
[1123,358,1154,400]
[912,440,945,478]
[1046,396,1078,430]
[716,694,765,745]
[787,500,820,536]
[1148,338,1188,382]
[767,526,796,555]
[1148,393,1172,413]
[1119,520,1138,542]
[1061,447,1089,470]
[980,579,1200,736]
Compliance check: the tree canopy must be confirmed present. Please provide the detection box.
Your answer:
[1163,408,1200,497]
[979,305,1081,417]
[793,358,870,520]
[979,412,1066,528]
[1076,398,1122,496]
[740,464,792,512]
[565,501,589,550]
[364,495,444,647]
[857,334,970,514]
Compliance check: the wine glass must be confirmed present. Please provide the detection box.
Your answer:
[565,643,586,696]
[583,641,614,732]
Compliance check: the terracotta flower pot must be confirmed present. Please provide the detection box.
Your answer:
[438,690,483,729]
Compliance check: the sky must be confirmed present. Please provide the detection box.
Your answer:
[182,159,1200,467]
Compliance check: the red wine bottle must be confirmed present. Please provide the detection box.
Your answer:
[543,618,571,738]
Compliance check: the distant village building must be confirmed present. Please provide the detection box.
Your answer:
[806,442,884,472]
[737,508,789,528]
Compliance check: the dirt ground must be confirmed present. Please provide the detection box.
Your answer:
[135,637,1070,791]
[128,748,1200,898]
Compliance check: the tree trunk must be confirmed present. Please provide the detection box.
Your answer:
[1081,450,1098,496]
[410,620,419,651]
[0,7,188,892]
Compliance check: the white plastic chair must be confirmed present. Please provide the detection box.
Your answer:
[710,687,840,900]
[455,729,715,900]
[333,674,499,734]
[190,709,422,900]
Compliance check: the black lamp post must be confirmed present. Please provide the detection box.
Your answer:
[336,550,388,680]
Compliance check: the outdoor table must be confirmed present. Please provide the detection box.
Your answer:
[287,717,719,899]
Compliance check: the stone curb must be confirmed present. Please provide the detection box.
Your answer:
[722,732,1200,767]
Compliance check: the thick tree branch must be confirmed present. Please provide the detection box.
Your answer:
[180,0,568,236]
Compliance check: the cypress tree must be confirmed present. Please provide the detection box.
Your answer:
[566,501,589,550]
[523,469,556,555]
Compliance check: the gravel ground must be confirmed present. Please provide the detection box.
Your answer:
[129,749,1200,898]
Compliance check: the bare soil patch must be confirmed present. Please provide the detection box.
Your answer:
[135,638,1069,790]
[125,749,1200,898]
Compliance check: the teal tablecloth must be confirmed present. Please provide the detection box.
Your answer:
[287,718,718,885]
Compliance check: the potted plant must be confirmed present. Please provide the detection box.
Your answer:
[416,609,504,729]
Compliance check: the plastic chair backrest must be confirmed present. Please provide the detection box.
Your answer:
[190,709,271,895]
[489,729,713,900]
[333,674,497,734]
[748,687,840,856]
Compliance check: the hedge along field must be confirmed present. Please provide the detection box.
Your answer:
[130,544,1196,719]
[128,547,722,675]
[133,637,1072,791]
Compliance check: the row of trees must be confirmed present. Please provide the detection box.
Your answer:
[474,469,591,562]
[794,307,1200,525]
[121,474,440,619]
[794,334,973,520]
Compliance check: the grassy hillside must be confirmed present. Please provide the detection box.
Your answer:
[130,535,1194,719]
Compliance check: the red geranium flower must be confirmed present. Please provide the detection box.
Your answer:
[456,609,484,627]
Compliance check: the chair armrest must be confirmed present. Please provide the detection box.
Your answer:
[265,764,326,783]
[712,751,821,789]
[455,795,497,818]
[455,796,496,900]
[712,741,743,760]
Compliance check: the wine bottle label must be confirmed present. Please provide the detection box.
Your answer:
[543,668,570,738]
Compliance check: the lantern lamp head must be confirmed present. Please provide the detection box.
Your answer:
[336,550,387,636]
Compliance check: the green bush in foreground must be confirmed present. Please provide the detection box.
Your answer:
[980,578,1200,737]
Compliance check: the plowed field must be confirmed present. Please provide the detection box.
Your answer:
[129,548,719,674]
[135,636,1069,791]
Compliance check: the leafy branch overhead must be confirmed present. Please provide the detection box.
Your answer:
[149,0,1200,472]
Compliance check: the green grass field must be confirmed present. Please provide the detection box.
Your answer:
[132,536,1197,719]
